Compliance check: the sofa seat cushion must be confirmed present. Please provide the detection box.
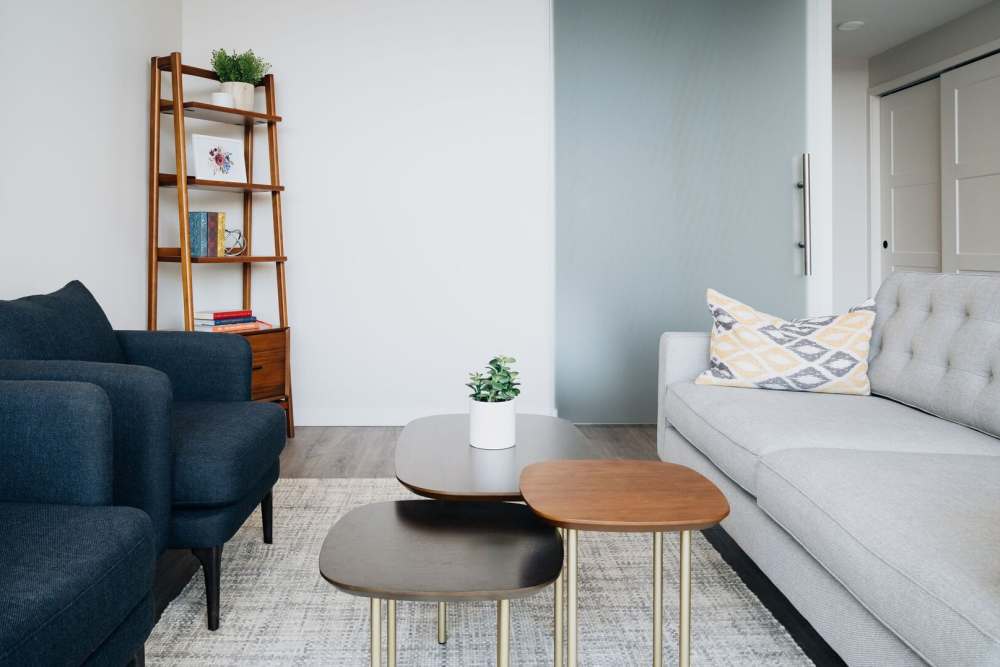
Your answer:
[0,503,154,666]
[665,380,1000,495]
[172,401,286,508]
[757,449,1000,666]
[0,281,124,363]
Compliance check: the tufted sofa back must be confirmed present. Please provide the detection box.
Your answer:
[870,271,1000,440]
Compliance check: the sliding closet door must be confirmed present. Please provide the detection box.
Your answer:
[941,52,1000,273]
[879,79,941,275]
[555,0,823,422]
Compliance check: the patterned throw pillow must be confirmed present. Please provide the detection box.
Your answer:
[695,289,876,395]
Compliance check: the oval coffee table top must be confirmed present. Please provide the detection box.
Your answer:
[395,413,597,501]
[520,459,730,532]
[319,500,564,601]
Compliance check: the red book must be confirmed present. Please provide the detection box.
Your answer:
[195,309,252,321]
[207,213,219,257]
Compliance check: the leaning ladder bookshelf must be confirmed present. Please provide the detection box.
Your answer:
[147,52,294,436]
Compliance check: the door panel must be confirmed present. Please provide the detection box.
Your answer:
[942,52,1000,273]
[554,0,814,422]
[880,79,941,275]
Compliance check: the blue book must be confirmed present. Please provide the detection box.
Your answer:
[188,212,208,257]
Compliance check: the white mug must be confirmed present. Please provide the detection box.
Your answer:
[211,92,235,107]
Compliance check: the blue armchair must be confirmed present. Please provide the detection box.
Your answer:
[0,281,287,632]
[0,380,155,666]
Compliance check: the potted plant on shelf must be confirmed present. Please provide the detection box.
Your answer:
[210,48,271,111]
[466,356,520,450]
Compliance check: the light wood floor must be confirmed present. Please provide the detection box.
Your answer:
[280,424,658,478]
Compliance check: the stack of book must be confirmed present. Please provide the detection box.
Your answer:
[195,309,272,333]
[188,211,227,257]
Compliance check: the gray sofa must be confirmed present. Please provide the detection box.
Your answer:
[657,272,1000,666]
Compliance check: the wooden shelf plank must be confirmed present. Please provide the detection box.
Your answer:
[157,247,287,263]
[159,100,281,126]
[158,174,284,192]
[154,57,266,87]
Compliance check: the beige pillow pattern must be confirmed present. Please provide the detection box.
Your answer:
[695,288,876,395]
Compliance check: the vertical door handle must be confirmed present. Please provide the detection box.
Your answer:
[796,153,812,276]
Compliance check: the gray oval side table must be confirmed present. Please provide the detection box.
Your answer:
[319,500,564,666]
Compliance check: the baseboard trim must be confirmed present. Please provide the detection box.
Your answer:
[702,525,847,667]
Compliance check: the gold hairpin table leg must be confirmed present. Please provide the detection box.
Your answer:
[555,528,565,666]
[567,528,578,667]
[387,599,396,667]
[654,532,663,667]
[679,530,691,667]
[370,598,382,667]
[497,599,511,667]
[437,602,447,644]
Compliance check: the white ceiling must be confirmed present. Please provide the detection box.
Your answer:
[833,0,995,59]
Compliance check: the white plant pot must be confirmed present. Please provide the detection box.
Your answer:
[219,82,254,111]
[469,399,516,449]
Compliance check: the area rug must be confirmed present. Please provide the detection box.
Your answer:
[148,478,811,665]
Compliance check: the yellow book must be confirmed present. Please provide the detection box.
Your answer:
[217,212,226,256]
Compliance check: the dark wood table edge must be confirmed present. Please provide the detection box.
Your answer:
[397,476,523,502]
[319,575,561,603]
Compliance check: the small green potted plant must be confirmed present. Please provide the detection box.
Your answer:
[210,49,271,111]
[466,356,520,449]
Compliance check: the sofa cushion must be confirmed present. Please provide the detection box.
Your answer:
[665,380,1000,495]
[756,449,1000,666]
[871,271,1000,438]
[172,401,286,508]
[0,281,124,363]
[0,503,154,666]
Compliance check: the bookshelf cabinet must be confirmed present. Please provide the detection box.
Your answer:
[147,52,294,436]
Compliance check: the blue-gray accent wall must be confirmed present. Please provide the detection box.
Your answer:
[555,0,809,422]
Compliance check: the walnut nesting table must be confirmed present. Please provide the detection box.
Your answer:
[520,460,730,667]
[395,413,597,501]
[319,500,563,667]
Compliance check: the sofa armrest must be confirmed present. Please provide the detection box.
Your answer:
[0,360,172,552]
[116,330,251,402]
[0,380,114,505]
[656,332,710,451]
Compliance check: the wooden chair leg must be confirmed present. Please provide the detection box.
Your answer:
[262,490,273,544]
[192,546,222,630]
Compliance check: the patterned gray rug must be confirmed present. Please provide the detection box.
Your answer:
[149,478,810,665]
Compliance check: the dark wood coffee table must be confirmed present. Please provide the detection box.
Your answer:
[520,460,730,667]
[395,413,596,654]
[319,500,563,667]
[395,413,596,501]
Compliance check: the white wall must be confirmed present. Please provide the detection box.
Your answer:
[0,1,181,327]
[179,0,556,424]
[832,58,871,310]
[869,1,1000,89]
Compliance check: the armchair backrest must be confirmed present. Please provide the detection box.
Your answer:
[0,281,124,363]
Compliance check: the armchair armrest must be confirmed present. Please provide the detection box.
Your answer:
[116,330,251,402]
[0,380,113,506]
[656,332,710,450]
[0,360,172,552]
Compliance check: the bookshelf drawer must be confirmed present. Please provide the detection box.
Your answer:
[247,330,287,400]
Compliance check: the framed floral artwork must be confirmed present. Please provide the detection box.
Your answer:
[189,134,247,182]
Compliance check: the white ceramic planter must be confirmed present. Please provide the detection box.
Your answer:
[219,81,254,111]
[469,399,516,449]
